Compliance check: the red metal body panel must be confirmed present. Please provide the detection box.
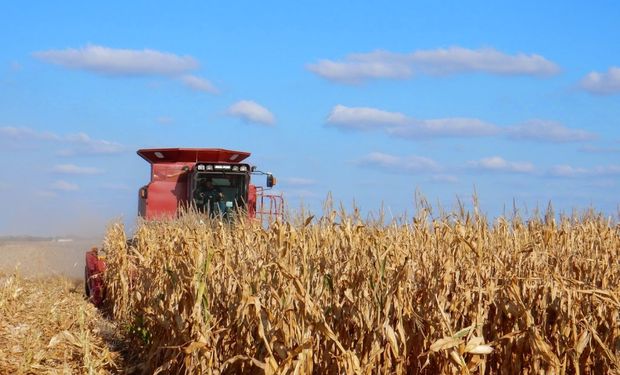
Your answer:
[85,248,106,307]
[141,163,193,219]
[248,185,257,217]
[137,148,252,220]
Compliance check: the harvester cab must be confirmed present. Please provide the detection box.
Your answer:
[84,148,283,306]
[135,148,283,220]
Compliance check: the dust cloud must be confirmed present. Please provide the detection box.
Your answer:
[0,237,102,280]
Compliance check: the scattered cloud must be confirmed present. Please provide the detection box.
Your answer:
[61,132,125,155]
[548,164,620,178]
[280,177,317,187]
[547,165,588,178]
[51,180,79,191]
[33,44,198,76]
[469,156,535,174]
[227,100,275,126]
[326,105,593,142]
[0,126,60,141]
[179,75,218,93]
[579,66,620,95]
[507,120,596,143]
[308,47,559,83]
[409,47,559,77]
[327,105,407,130]
[51,164,102,175]
[389,118,498,138]
[357,152,440,173]
[0,126,124,155]
[308,51,412,83]
[33,44,218,93]
[326,105,497,137]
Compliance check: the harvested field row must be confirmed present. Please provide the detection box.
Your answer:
[0,274,124,374]
[103,206,620,374]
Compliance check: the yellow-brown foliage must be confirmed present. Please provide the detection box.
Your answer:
[0,275,121,374]
[103,205,620,374]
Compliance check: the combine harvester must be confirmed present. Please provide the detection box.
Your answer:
[84,148,283,307]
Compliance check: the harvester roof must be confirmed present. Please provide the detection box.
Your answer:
[137,148,251,164]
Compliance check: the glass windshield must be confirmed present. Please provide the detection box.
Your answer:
[192,173,247,213]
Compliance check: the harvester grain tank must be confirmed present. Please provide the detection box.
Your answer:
[84,148,283,306]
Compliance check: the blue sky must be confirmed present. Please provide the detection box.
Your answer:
[1,1,619,235]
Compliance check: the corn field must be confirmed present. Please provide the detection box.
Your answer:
[0,275,122,373]
[103,204,620,374]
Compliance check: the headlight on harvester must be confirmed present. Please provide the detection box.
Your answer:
[240,165,248,172]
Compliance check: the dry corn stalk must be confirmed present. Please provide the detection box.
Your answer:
[102,204,620,374]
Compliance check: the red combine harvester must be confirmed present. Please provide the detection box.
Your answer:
[84,148,283,306]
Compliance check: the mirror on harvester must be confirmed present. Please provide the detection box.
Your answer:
[266,174,276,188]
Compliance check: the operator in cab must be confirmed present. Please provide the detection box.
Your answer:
[193,178,224,215]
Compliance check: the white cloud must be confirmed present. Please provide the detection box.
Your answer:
[179,75,218,93]
[281,177,317,187]
[63,132,124,155]
[308,47,559,83]
[469,156,535,174]
[52,164,102,175]
[326,105,407,130]
[0,127,124,155]
[326,105,498,138]
[389,118,499,138]
[579,67,620,95]
[358,152,439,173]
[0,126,60,141]
[507,120,596,142]
[326,105,593,142]
[33,44,218,94]
[548,164,620,178]
[548,165,588,178]
[227,100,275,126]
[33,45,198,76]
[51,180,79,191]
[307,51,412,83]
[409,47,559,76]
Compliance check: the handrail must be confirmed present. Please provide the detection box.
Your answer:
[255,187,284,223]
